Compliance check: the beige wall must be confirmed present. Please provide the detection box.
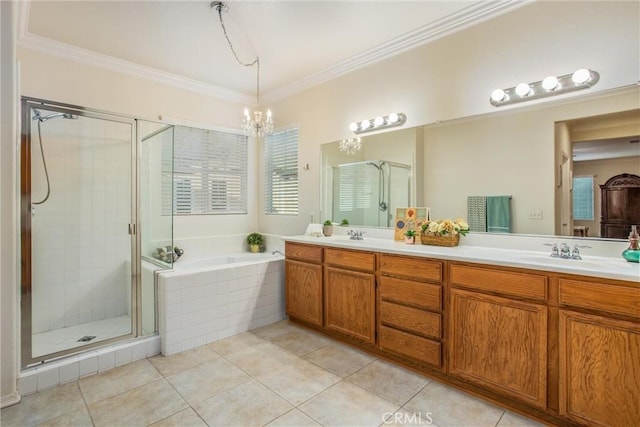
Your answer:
[263,0,640,236]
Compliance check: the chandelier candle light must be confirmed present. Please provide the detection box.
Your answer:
[212,1,273,137]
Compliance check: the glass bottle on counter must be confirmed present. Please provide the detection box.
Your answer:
[622,225,640,263]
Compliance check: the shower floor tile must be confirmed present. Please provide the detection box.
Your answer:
[32,315,132,358]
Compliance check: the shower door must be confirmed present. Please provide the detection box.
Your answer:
[21,98,137,367]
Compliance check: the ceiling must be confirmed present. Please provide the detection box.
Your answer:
[22,0,529,103]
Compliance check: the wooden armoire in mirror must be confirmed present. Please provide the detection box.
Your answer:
[600,173,640,238]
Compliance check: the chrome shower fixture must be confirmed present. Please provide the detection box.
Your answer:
[32,109,76,122]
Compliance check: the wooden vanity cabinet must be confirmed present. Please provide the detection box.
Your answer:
[284,242,323,326]
[285,241,640,427]
[378,254,444,368]
[324,248,376,345]
[448,263,548,409]
[557,277,640,427]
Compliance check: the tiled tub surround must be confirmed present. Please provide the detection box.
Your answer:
[158,253,286,356]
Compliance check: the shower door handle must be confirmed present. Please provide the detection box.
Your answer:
[128,224,136,235]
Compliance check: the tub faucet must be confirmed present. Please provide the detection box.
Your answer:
[272,250,284,256]
[173,246,184,262]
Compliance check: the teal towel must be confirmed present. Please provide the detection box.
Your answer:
[486,196,511,233]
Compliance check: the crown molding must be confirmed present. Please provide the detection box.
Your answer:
[262,0,533,103]
[17,0,531,106]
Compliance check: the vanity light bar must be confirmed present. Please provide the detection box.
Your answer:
[349,112,407,134]
[490,69,600,107]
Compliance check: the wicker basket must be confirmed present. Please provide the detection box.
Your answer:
[420,233,460,247]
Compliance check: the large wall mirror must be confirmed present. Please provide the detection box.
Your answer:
[320,88,640,240]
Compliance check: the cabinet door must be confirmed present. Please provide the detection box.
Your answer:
[324,267,375,345]
[285,260,323,326]
[449,288,547,408]
[559,310,640,427]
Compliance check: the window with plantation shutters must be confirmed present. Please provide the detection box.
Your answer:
[162,125,248,215]
[265,128,299,215]
[335,163,375,213]
[573,175,594,220]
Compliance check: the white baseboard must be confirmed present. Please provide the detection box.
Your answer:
[1,392,21,409]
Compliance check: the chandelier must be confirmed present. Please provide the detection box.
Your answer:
[339,137,362,155]
[212,2,273,137]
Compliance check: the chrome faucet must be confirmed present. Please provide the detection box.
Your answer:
[272,250,284,256]
[547,243,590,260]
[348,229,364,240]
[559,243,571,258]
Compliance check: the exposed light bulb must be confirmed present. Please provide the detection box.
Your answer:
[388,113,400,123]
[515,83,532,97]
[572,68,592,85]
[490,89,507,103]
[542,75,559,91]
[349,122,358,132]
[361,119,371,130]
[374,116,385,127]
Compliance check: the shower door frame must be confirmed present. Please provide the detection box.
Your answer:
[20,97,141,368]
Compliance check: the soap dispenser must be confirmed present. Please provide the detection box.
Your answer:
[622,225,640,263]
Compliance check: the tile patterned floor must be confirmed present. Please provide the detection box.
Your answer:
[2,320,545,427]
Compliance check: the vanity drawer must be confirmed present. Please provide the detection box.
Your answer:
[379,325,441,368]
[380,254,443,283]
[379,276,442,311]
[380,301,441,339]
[285,242,323,264]
[325,248,376,272]
[559,278,640,319]
[450,263,547,301]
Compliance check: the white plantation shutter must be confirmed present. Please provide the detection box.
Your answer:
[265,128,299,215]
[163,126,248,215]
[336,163,374,212]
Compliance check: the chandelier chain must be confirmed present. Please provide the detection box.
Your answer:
[214,2,261,103]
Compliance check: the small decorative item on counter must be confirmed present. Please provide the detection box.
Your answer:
[323,220,334,237]
[340,219,349,226]
[247,232,264,253]
[420,218,470,247]
[404,229,417,244]
[394,207,430,241]
[622,224,640,263]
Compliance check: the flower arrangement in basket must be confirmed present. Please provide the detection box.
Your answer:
[420,218,470,247]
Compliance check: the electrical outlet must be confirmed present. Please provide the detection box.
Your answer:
[309,212,315,223]
[529,209,543,220]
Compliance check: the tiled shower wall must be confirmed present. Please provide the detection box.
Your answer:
[30,112,133,334]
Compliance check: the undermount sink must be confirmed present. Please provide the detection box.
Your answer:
[516,254,612,269]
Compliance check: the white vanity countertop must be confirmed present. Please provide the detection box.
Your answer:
[283,235,640,283]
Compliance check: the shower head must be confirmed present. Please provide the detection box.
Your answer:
[32,109,77,122]
[366,161,381,170]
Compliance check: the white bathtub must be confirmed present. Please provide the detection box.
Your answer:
[172,252,282,271]
[157,252,286,356]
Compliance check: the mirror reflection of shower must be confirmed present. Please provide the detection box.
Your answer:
[31,108,77,209]
[332,160,411,227]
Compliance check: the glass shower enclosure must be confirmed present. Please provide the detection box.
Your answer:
[20,98,138,367]
[332,160,411,227]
